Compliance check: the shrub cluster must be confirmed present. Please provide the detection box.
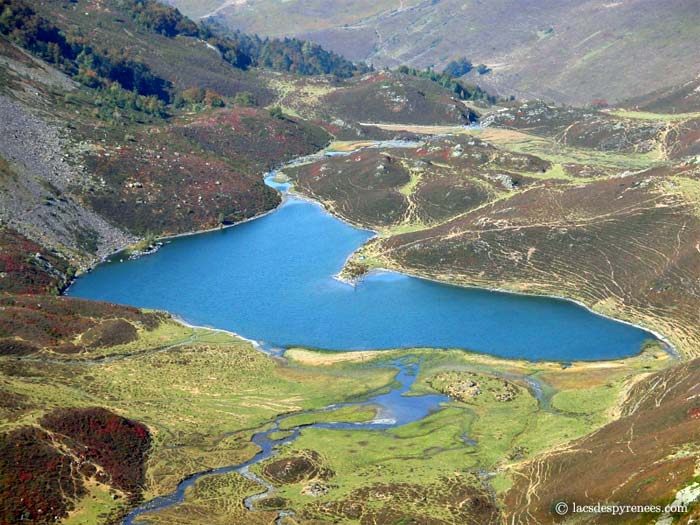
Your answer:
[397,64,497,103]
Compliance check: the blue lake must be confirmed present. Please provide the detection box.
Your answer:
[67,188,656,361]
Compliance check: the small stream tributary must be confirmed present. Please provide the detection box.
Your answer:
[122,359,449,524]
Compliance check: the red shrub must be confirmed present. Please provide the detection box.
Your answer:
[41,407,151,493]
[0,428,82,525]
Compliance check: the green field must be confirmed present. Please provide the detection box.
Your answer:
[0,316,674,523]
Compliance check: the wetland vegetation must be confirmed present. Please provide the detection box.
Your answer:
[2,0,700,523]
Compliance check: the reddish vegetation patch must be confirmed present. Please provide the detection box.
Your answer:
[0,294,164,352]
[85,107,329,236]
[0,427,82,525]
[0,229,69,295]
[86,143,279,236]
[41,407,151,494]
[81,319,139,348]
[177,107,330,166]
[0,408,151,524]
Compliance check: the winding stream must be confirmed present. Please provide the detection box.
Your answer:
[123,359,449,524]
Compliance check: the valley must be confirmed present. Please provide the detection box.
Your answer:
[1,0,700,524]
[177,0,700,105]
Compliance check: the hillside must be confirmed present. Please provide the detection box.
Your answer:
[0,0,360,271]
[285,101,700,357]
[2,1,700,524]
[506,357,700,524]
[625,73,700,114]
[185,0,700,105]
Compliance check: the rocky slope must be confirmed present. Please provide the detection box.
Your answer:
[0,92,136,264]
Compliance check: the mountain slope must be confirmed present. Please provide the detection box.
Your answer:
[506,357,700,524]
[0,0,346,269]
[190,0,700,105]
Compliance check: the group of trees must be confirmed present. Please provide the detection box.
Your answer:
[444,56,491,77]
[0,0,172,116]
[1,0,77,69]
[397,65,497,104]
[173,86,225,109]
[116,0,367,78]
[444,57,473,77]
[73,47,170,100]
[257,38,367,77]
[117,0,198,38]
[206,30,368,77]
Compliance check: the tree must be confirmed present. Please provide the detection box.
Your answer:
[233,91,257,106]
[268,106,285,120]
[443,57,472,77]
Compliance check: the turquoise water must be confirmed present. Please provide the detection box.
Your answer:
[67,191,655,361]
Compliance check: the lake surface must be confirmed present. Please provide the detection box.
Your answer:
[68,178,656,361]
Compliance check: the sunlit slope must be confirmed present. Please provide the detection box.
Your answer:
[285,102,700,357]
[189,0,700,105]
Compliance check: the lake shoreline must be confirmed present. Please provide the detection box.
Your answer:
[346,267,679,360]
[65,155,677,364]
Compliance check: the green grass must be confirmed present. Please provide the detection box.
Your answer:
[256,406,475,509]
[279,405,378,430]
[138,471,274,525]
[62,481,123,525]
[576,40,619,66]
[267,430,295,441]
[670,175,700,216]
[398,170,422,196]
[469,128,666,170]
[551,384,618,417]
[380,222,429,235]
[607,109,700,122]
